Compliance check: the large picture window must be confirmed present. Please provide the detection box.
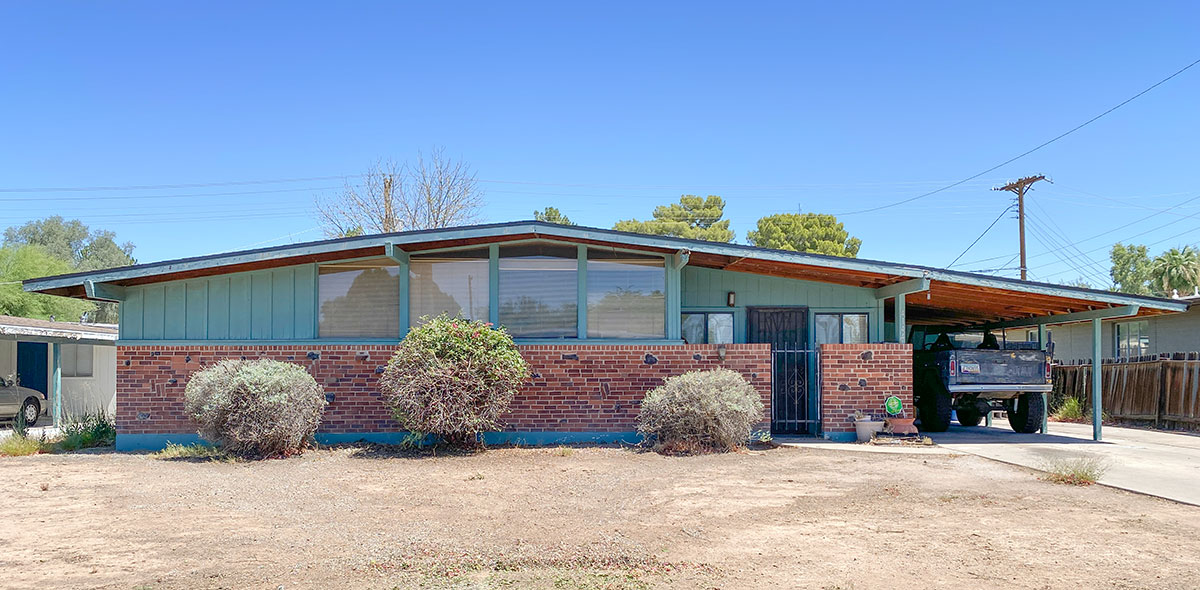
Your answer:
[815,313,868,345]
[318,258,400,338]
[587,250,665,338]
[409,249,489,325]
[499,244,577,338]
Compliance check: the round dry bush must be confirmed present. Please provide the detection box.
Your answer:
[637,368,764,453]
[184,359,326,457]
[380,314,530,446]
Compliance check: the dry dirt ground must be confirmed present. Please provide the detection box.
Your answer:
[2,444,1198,590]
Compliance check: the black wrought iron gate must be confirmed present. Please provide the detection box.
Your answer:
[747,307,814,435]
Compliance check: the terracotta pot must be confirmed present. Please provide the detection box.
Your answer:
[854,420,885,442]
[885,417,918,435]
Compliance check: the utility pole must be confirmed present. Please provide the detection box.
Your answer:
[994,175,1050,280]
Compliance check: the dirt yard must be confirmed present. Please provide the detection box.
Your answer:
[2,444,1198,590]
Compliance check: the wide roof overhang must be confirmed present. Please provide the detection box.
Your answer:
[23,221,1187,328]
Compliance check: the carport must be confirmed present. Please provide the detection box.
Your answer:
[0,316,118,425]
[879,271,1187,440]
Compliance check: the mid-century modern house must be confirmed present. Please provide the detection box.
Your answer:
[23,221,1185,449]
[0,315,118,423]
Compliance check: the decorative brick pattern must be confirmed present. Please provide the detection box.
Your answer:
[819,343,913,434]
[116,344,772,436]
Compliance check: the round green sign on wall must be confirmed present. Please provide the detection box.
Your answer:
[884,396,903,416]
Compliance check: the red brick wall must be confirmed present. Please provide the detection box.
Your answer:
[819,343,913,434]
[116,344,772,435]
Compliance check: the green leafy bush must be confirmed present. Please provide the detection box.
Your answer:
[380,314,530,446]
[637,369,764,453]
[184,359,326,457]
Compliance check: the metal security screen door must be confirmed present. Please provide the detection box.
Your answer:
[748,307,814,435]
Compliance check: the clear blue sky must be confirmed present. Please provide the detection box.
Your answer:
[2,1,1198,287]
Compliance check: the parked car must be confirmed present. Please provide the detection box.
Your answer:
[1,376,48,427]
[911,331,1051,433]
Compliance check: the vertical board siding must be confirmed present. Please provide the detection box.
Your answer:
[119,264,319,342]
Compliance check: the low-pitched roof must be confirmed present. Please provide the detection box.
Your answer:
[0,315,118,343]
[23,220,1186,327]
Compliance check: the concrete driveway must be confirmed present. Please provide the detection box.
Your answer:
[929,419,1200,506]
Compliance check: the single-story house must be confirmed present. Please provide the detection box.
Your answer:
[1005,291,1200,362]
[0,315,118,424]
[23,221,1186,449]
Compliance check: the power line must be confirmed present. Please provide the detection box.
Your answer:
[947,204,1015,268]
[0,175,355,193]
[834,56,1200,217]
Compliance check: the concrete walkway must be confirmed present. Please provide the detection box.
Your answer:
[928,419,1200,506]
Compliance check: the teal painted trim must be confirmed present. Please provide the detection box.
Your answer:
[873,278,929,300]
[665,254,682,340]
[116,433,204,451]
[895,293,906,344]
[397,257,410,338]
[482,431,641,445]
[382,242,410,264]
[115,431,641,451]
[84,280,125,302]
[514,338,685,346]
[874,299,886,343]
[116,339,401,346]
[488,244,500,325]
[981,305,1140,330]
[50,343,61,425]
[823,431,857,443]
[576,244,587,339]
[1092,318,1103,441]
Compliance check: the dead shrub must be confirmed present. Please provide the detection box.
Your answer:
[637,369,763,453]
[184,359,326,457]
[380,314,530,447]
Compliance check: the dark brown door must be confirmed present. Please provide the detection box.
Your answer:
[747,307,812,435]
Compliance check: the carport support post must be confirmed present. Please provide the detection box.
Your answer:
[51,342,61,426]
[1091,318,1102,441]
[1039,324,1048,434]
[894,294,906,344]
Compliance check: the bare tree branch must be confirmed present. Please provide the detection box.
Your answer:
[315,149,484,237]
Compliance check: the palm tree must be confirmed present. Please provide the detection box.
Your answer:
[1150,246,1200,296]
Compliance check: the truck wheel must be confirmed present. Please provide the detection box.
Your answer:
[918,387,953,432]
[1007,393,1044,434]
[956,404,983,427]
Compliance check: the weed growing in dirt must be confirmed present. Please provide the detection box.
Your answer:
[553,446,574,457]
[153,443,231,462]
[1051,397,1087,422]
[0,433,45,456]
[1041,456,1108,485]
[56,411,116,451]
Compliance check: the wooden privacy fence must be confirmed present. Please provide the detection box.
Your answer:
[1053,353,1200,427]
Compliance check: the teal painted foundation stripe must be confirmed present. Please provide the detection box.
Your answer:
[116,431,643,451]
[823,431,857,443]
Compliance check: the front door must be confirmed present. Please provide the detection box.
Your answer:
[747,307,813,435]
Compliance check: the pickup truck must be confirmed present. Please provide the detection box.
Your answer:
[912,333,1051,433]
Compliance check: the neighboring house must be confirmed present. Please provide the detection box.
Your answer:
[23,221,1185,448]
[0,315,118,422]
[1007,292,1200,362]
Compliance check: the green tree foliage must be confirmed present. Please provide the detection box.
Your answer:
[3,216,136,323]
[613,195,733,242]
[746,212,862,257]
[1150,246,1200,296]
[0,245,95,321]
[533,207,575,225]
[1109,243,1153,295]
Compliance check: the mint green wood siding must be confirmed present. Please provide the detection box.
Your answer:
[681,266,877,343]
[119,265,319,342]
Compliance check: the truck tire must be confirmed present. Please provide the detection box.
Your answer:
[1007,393,1044,434]
[918,380,953,433]
[956,404,983,427]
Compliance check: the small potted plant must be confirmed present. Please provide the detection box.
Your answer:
[883,396,918,435]
[853,410,884,442]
